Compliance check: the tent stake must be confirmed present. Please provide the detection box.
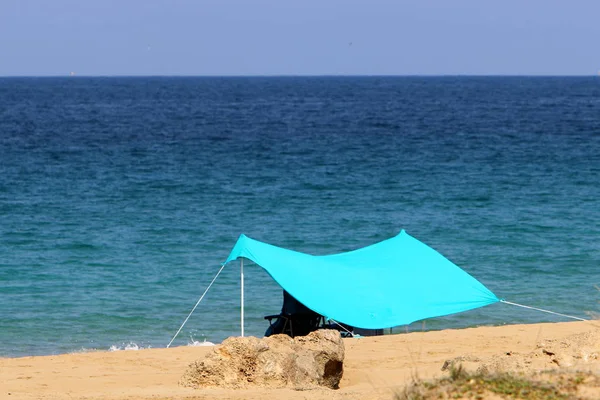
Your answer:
[241,258,244,337]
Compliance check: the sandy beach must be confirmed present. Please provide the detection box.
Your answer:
[2,320,598,400]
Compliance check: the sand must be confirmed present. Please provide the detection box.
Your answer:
[2,320,599,400]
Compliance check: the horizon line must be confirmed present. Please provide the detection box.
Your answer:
[1,73,599,78]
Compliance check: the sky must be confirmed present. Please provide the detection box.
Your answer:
[1,0,599,76]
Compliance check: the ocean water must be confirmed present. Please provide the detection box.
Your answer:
[1,76,599,358]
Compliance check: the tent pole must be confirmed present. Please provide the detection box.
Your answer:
[240,258,244,337]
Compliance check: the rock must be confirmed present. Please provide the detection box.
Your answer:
[180,329,345,390]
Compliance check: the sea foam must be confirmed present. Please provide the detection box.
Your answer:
[109,342,149,351]
[187,339,216,347]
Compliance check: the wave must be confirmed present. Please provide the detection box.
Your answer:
[108,342,150,351]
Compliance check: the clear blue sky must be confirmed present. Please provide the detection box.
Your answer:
[1,0,599,76]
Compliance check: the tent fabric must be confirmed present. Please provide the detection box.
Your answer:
[224,230,499,329]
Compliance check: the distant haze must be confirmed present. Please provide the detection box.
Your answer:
[1,0,599,76]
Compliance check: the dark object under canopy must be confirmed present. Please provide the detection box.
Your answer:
[264,290,383,337]
[264,290,324,337]
[224,230,499,329]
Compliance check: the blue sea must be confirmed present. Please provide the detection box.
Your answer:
[1,76,599,358]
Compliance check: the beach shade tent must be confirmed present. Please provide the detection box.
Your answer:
[168,231,586,346]
[224,230,500,332]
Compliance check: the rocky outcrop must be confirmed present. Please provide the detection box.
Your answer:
[441,329,600,374]
[180,329,345,390]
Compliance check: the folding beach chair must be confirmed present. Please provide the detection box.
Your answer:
[264,290,325,337]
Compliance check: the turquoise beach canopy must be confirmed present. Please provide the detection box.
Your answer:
[224,230,499,329]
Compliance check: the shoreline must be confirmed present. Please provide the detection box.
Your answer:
[1,320,598,399]
[0,319,589,361]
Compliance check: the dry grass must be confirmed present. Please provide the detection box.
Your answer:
[395,364,599,400]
